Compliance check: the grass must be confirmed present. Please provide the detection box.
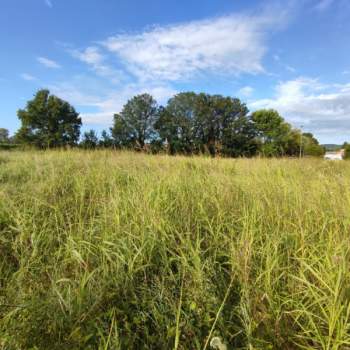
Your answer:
[0,150,350,349]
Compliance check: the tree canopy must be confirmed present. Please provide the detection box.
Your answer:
[155,92,197,154]
[81,129,99,149]
[16,89,81,147]
[0,128,9,143]
[13,88,326,158]
[111,93,158,149]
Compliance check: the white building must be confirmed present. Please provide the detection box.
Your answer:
[324,149,344,160]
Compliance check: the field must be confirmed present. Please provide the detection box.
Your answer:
[1,150,350,349]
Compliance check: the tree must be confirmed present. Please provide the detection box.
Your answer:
[0,128,9,143]
[221,115,258,157]
[16,89,81,148]
[111,94,158,149]
[155,92,197,154]
[343,142,350,159]
[302,132,325,156]
[111,113,134,148]
[156,92,258,157]
[194,94,254,156]
[99,129,114,148]
[252,109,292,156]
[80,129,99,149]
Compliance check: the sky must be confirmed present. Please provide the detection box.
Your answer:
[1,0,350,143]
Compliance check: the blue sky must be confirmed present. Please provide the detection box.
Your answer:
[1,0,350,143]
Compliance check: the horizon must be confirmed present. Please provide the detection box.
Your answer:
[1,0,350,143]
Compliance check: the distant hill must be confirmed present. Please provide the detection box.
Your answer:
[322,144,342,151]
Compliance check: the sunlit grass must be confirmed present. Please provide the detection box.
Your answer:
[1,150,350,349]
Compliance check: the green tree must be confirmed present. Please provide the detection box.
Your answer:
[0,128,9,143]
[155,92,197,154]
[302,132,325,156]
[99,129,114,148]
[343,142,350,159]
[221,115,258,157]
[284,130,298,156]
[16,89,81,147]
[156,92,257,157]
[111,93,158,149]
[194,94,254,156]
[252,109,292,156]
[111,113,134,148]
[80,129,99,149]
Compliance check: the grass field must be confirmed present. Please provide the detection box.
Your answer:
[1,150,350,349]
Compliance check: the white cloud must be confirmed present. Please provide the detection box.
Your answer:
[238,86,254,97]
[20,73,37,81]
[37,56,61,69]
[250,77,350,141]
[45,0,53,8]
[71,46,125,84]
[72,46,104,65]
[55,4,294,126]
[314,0,334,11]
[101,11,286,82]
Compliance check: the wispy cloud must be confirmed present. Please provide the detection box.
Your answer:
[101,10,288,82]
[251,77,350,140]
[272,53,297,73]
[20,73,37,81]
[45,0,53,8]
[72,46,104,65]
[314,0,334,11]
[70,46,125,84]
[37,56,61,69]
[58,3,293,125]
[238,86,254,97]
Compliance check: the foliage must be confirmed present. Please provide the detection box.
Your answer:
[138,92,259,157]
[99,129,114,148]
[194,94,253,156]
[251,109,293,156]
[15,89,81,148]
[80,129,99,149]
[342,142,350,159]
[0,143,18,150]
[155,92,198,154]
[0,128,9,143]
[1,150,350,349]
[302,132,325,156]
[13,89,326,158]
[111,93,158,149]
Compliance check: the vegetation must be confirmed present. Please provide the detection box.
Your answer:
[342,142,350,159]
[323,144,343,152]
[1,150,350,349]
[0,129,9,143]
[15,90,81,148]
[10,89,325,157]
[0,128,19,150]
[112,94,159,149]
[81,129,99,149]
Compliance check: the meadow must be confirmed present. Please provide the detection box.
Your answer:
[0,150,350,349]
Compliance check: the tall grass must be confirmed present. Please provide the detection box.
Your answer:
[0,150,350,349]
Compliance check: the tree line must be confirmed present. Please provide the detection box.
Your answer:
[2,89,325,157]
